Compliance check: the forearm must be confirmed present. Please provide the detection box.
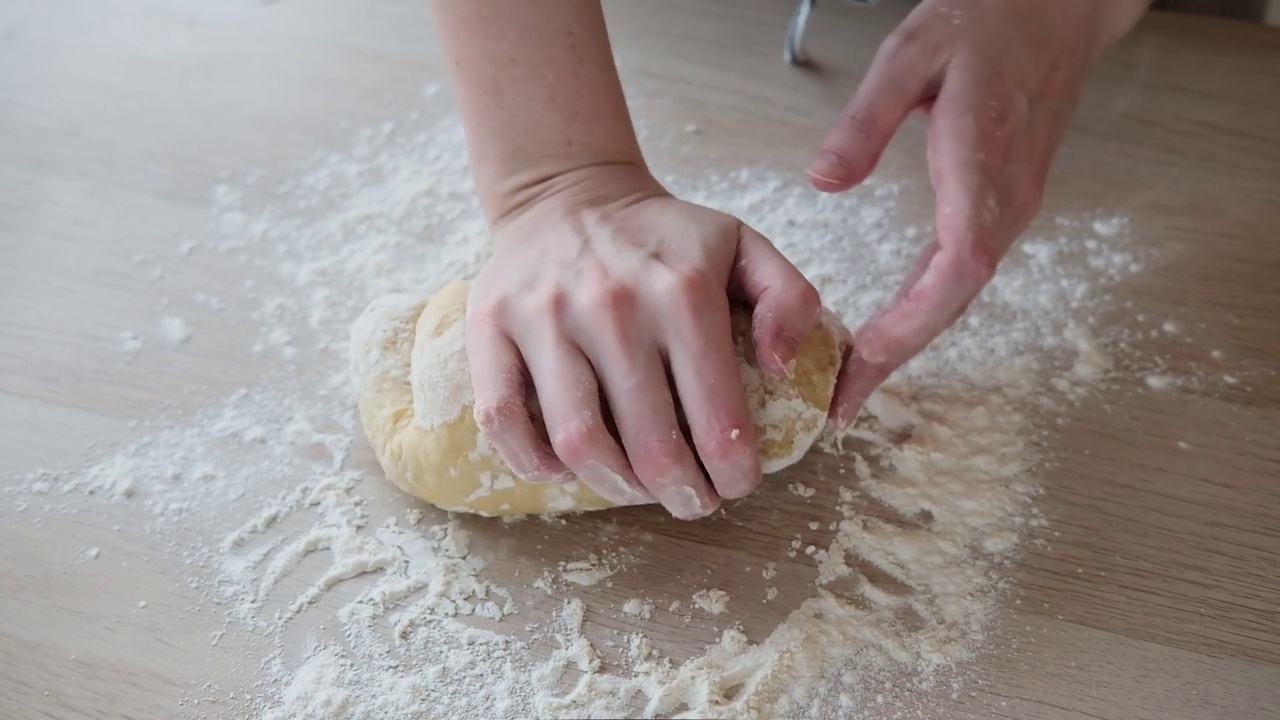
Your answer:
[429,0,645,222]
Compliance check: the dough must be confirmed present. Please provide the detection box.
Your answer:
[349,280,844,517]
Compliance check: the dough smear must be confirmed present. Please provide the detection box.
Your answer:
[350,280,844,516]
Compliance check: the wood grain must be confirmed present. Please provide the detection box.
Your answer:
[2,0,1278,718]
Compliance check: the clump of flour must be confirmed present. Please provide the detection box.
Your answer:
[9,90,1178,719]
[692,589,731,615]
[159,315,194,347]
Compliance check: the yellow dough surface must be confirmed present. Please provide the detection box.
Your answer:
[349,280,844,516]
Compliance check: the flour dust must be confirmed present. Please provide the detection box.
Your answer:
[7,88,1186,719]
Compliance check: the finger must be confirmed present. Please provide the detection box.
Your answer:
[1000,95,1075,232]
[611,351,720,520]
[832,68,1009,427]
[883,58,1012,345]
[828,242,939,426]
[730,225,823,378]
[830,348,895,428]
[809,25,945,192]
[662,274,761,501]
[516,326,653,507]
[579,310,720,520]
[465,316,570,483]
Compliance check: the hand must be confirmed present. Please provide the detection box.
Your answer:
[466,163,822,519]
[808,0,1148,425]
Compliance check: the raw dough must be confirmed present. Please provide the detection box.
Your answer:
[349,280,844,516]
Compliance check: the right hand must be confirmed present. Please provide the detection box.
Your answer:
[466,163,823,520]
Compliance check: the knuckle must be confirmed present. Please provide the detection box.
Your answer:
[963,239,1000,284]
[467,295,507,328]
[534,286,570,321]
[665,267,717,311]
[473,399,520,434]
[550,420,598,466]
[790,280,822,317]
[841,108,882,147]
[587,280,636,318]
[879,24,927,66]
[633,434,691,481]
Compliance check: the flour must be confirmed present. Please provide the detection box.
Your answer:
[7,86,1197,720]
[410,314,474,430]
[788,482,816,498]
[159,315,193,347]
[623,598,656,620]
[118,331,145,356]
[558,553,621,587]
[692,589,731,615]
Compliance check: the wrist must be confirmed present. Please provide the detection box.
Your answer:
[486,161,669,232]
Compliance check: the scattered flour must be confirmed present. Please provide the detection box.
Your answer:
[692,589,731,615]
[788,483,816,499]
[6,89,1196,719]
[623,598,655,620]
[1092,216,1128,237]
[159,315,193,347]
[558,554,621,587]
[118,330,145,355]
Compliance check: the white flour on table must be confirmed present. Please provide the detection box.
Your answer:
[7,88,1205,719]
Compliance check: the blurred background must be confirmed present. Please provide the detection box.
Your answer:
[1154,0,1279,23]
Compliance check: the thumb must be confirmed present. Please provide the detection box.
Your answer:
[809,33,940,192]
[731,224,822,379]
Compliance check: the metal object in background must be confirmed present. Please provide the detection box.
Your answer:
[785,0,881,65]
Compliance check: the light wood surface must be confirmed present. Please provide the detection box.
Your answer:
[2,1,1279,718]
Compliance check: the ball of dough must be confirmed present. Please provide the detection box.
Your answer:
[349,280,845,517]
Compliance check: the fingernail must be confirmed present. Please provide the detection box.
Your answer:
[714,452,762,500]
[668,484,720,521]
[504,450,536,480]
[807,152,848,185]
[586,462,651,505]
[513,452,571,484]
[772,333,800,379]
[830,401,863,430]
[851,337,888,367]
[523,469,562,484]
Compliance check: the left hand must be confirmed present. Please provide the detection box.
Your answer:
[808,0,1148,425]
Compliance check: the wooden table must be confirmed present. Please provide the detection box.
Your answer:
[2,1,1278,718]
